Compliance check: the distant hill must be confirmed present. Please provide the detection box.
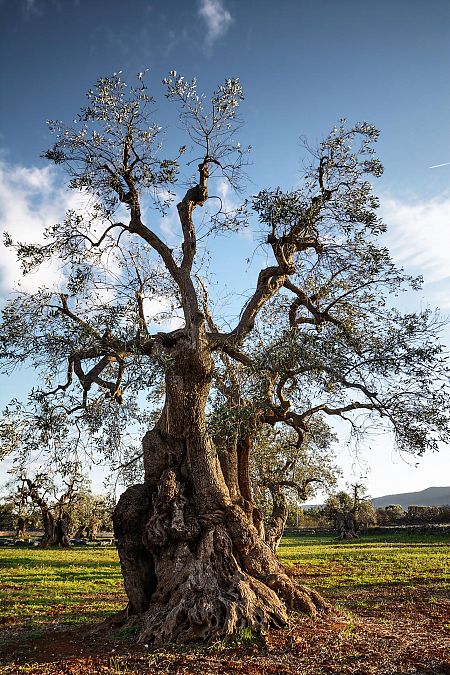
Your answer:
[371,486,450,510]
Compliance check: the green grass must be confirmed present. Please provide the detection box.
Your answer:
[0,531,448,634]
[1,533,449,674]
[278,531,450,593]
[0,547,126,629]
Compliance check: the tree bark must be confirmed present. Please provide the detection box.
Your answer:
[16,517,26,538]
[74,524,86,539]
[113,346,330,645]
[265,483,289,553]
[40,507,56,547]
[335,512,358,539]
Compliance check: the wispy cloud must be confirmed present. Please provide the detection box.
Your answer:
[429,161,450,169]
[213,177,252,240]
[20,0,50,16]
[0,157,186,337]
[19,0,78,18]
[381,193,450,287]
[0,159,113,300]
[198,0,233,48]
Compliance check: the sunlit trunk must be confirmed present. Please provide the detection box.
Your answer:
[265,483,289,552]
[114,347,329,644]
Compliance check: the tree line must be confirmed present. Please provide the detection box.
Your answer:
[0,473,113,543]
[290,498,450,531]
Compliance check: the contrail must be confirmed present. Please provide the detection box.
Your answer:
[429,161,450,169]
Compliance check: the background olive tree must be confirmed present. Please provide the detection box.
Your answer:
[251,422,340,550]
[324,484,377,538]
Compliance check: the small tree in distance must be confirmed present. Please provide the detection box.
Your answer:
[376,503,405,526]
[324,484,376,538]
[1,70,449,644]
[0,498,20,532]
[11,469,113,544]
[17,471,82,547]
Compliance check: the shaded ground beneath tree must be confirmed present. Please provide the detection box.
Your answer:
[1,573,449,674]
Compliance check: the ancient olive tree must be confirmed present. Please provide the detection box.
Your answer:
[324,484,376,539]
[1,71,449,644]
[251,423,339,551]
[15,467,87,546]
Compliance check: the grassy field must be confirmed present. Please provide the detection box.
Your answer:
[0,531,449,674]
[282,531,450,592]
[0,547,125,630]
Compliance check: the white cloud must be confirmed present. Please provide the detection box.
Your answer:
[10,166,54,192]
[151,191,181,245]
[381,193,450,286]
[211,177,252,241]
[144,297,184,332]
[0,160,77,295]
[198,0,233,48]
[0,158,140,303]
[21,0,73,16]
[0,159,186,331]
[215,177,233,205]
[159,213,179,242]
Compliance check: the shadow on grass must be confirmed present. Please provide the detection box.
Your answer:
[0,554,120,568]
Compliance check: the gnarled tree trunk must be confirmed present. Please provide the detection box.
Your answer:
[40,506,56,547]
[74,524,86,539]
[16,517,26,538]
[41,512,70,547]
[335,511,358,539]
[265,482,289,553]
[87,518,99,541]
[113,347,329,645]
[23,479,71,547]
[54,516,71,547]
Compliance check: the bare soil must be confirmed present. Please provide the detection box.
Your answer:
[1,574,449,674]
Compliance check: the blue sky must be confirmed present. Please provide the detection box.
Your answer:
[1,0,450,499]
